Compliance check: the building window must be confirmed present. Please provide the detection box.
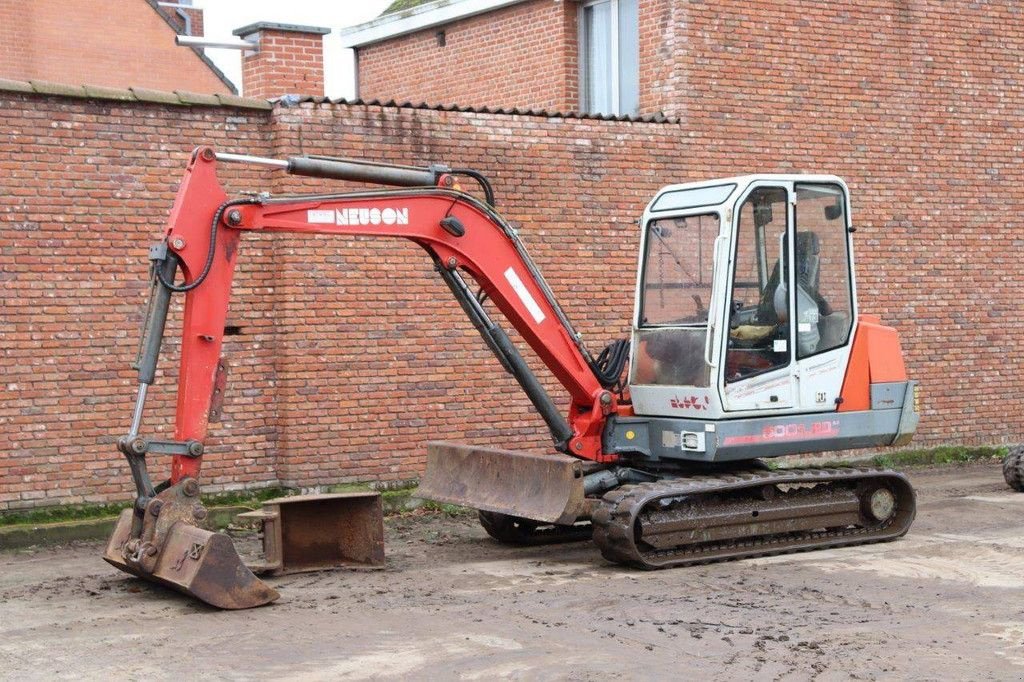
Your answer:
[579,0,639,116]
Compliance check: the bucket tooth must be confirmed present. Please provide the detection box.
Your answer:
[419,441,586,524]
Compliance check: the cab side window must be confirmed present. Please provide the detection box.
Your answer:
[793,184,853,358]
[633,214,719,387]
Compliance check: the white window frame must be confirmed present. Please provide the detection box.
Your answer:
[579,0,619,115]
[579,0,640,116]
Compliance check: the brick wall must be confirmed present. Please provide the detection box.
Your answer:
[0,0,232,94]
[183,8,205,38]
[0,94,275,508]
[353,0,675,117]
[358,0,579,111]
[0,92,677,510]
[668,0,1024,442]
[162,6,204,37]
[2,0,1024,510]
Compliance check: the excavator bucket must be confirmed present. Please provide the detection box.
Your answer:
[418,441,587,525]
[104,510,279,609]
[103,481,279,610]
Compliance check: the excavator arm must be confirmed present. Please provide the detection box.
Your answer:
[106,147,623,608]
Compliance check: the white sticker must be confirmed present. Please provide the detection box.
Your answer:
[503,267,546,324]
[773,339,787,353]
[307,209,335,224]
[798,323,812,333]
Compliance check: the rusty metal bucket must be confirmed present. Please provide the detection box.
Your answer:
[103,479,279,610]
[238,492,385,575]
[418,441,586,525]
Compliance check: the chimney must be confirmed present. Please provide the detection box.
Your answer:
[232,22,330,100]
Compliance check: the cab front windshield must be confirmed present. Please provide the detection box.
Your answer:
[632,213,719,387]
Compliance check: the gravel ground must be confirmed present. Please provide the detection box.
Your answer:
[1,461,1022,680]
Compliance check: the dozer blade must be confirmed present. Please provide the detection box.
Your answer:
[104,509,280,610]
[419,441,586,525]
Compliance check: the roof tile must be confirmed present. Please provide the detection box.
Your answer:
[273,95,681,124]
[130,87,187,105]
[0,78,676,122]
[82,85,136,101]
[174,90,223,106]
[216,92,272,110]
[0,78,34,93]
[29,80,88,98]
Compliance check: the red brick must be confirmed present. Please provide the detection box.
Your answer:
[0,0,231,93]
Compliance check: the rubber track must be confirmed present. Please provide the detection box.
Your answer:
[1003,446,1024,492]
[591,467,916,569]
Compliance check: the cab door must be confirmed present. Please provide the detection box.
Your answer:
[720,183,797,412]
[790,182,856,411]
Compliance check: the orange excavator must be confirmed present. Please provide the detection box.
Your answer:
[106,147,919,608]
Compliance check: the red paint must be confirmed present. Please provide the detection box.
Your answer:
[722,419,840,446]
[670,395,710,410]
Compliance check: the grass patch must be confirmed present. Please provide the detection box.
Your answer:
[0,486,294,527]
[810,445,1008,470]
[1,445,1008,528]
[0,501,132,527]
[869,445,1007,469]
[0,482,431,528]
[418,500,473,516]
[770,444,1007,471]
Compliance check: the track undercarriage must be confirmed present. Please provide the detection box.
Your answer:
[477,465,916,568]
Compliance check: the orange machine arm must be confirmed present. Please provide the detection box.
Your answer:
[121,147,622,505]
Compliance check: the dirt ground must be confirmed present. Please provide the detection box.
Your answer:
[1,461,1022,681]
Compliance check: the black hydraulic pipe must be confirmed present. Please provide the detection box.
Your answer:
[434,262,573,452]
[122,250,179,506]
[137,252,179,385]
[450,168,495,206]
[487,324,574,452]
[287,156,438,187]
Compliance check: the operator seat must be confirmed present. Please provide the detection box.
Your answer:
[756,232,832,356]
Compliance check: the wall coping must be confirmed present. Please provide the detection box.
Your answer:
[0,80,679,123]
[0,79,272,110]
[233,22,331,37]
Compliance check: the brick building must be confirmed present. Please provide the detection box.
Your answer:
[0,0,235,94]
[342,0,1024,124]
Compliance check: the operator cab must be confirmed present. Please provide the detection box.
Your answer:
[629,176,856,420]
